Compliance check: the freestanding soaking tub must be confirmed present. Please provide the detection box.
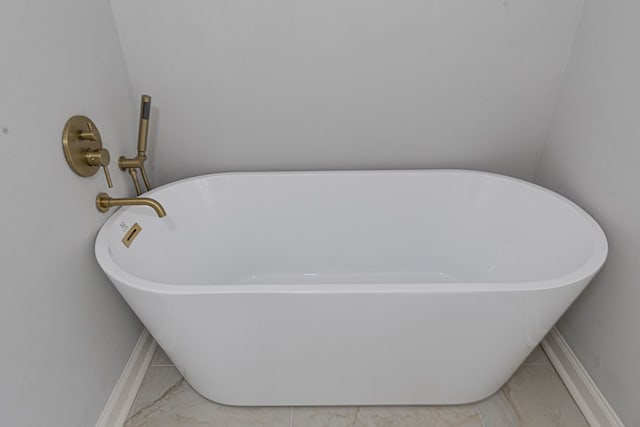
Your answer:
[95,170,607,406]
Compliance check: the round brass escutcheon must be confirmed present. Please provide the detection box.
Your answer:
[95,192,111,213]
[62,115,103,177]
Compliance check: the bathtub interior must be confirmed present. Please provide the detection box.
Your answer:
[98,171,605,287]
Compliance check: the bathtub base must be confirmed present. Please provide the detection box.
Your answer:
[115,278,589,406]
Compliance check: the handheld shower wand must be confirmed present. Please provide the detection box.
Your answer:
[119,95,154,194]
[137,95,151,157]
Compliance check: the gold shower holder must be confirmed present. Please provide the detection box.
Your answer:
[61,115,113,187]
[119,95,153,195]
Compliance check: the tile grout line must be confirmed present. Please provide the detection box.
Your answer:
[475,403,487,427]
[289,406,294,427]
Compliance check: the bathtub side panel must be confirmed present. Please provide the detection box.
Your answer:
[111,278,590,406]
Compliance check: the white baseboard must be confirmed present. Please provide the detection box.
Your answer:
[95,329,157,427]
[542,327,625,427]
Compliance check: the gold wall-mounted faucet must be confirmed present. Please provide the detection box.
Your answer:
[96,192,167,217]
[119,95,153,195]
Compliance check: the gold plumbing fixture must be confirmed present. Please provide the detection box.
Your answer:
[119,95,153,195]
[122,223,142,248]
[62,115,113,187]
[96,192,167,217]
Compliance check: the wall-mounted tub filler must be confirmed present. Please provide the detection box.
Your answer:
[119,94,154,195]
[61,115,113,187]
[95,170,607,406]
[95,192,166,218]
[61,114,166,217]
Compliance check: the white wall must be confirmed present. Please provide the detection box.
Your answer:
[0,1,143,426]
[111,0,583,185]
[535,1,640,425]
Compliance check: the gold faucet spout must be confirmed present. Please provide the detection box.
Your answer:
[96,192,167,217]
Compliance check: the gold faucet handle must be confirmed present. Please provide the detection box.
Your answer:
[102,164,113,188]
[85,148,113,188]
[78,120,98,141]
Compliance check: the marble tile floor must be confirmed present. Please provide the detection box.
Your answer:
[125,346,588,427]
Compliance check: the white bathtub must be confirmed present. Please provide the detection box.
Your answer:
[95,170,607,406]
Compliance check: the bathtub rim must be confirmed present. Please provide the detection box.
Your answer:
[94,169,608,295]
